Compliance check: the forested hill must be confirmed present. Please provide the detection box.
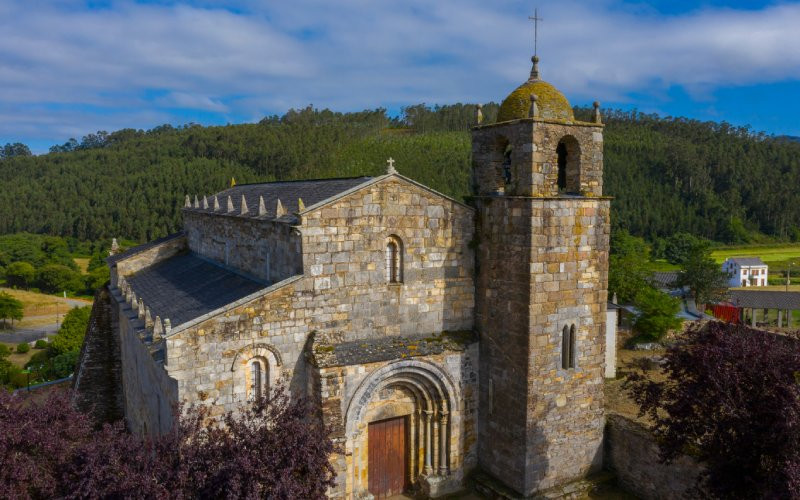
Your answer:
[1,104,799,244]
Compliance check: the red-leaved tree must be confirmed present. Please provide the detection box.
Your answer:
[0,387,335,499]
[626,322,800,499]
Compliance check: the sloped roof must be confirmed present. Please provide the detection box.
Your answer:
[648,271,680,290]
[727,290,800,310]
[194,177,373,221]
[727,257,767,267]
[126,252,266,327]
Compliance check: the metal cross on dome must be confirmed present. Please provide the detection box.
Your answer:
[528,8,543,57]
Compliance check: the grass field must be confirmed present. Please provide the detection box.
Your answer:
[710,244,800,264]
[647,244,800,276]
[73,257,90,274]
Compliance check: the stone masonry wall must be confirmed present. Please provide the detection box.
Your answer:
[183,210,302,283]
[161,175,475,414]
[606,414,704,499]
[476,196,610,495]
[298,176,475,341]
[112,235,187,286]
[471,119,604,198]
[113,286,178,435]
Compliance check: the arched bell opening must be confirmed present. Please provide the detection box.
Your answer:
[556,135,581,194]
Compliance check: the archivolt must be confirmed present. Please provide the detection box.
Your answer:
[230,342,283,371]
[344,358,458,438]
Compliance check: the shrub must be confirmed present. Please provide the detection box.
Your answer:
[50,306,91,356]
[0,386,335,498]
[633,288,683,341]
[34,339,48,349]
[626,322,800,498]
[15,342,29,354]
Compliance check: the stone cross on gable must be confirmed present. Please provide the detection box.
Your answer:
[386,157,397,174]
[528,8,543,57]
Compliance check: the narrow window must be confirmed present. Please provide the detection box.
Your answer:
[561,325,570,369]
[251,360,262,400]
[569,324,577,369]
[386,236,403,283]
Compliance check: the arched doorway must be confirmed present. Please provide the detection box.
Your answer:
[344,360,459,498]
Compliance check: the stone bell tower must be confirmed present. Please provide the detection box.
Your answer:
[473,54,611,496]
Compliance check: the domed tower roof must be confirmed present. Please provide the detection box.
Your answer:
[496,56,574,122]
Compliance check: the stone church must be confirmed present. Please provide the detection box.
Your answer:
[90,53,610,498]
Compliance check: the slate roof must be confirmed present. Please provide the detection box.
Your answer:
[727,257,767,267]
[126,252,266,327]
[107,232,184,265]
[648,271,680,290]
[196,176,374,220]
[727,290,800,310]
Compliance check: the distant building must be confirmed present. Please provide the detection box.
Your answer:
[722,257,769,287]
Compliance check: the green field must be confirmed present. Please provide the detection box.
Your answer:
[710,244,800,264]
[647,243,800,277]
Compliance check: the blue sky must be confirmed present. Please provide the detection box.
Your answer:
[2,0,800,153]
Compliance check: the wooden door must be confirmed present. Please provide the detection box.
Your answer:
[368,416,408,498]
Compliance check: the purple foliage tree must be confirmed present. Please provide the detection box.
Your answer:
[626,321,800,498]
[0,386,335,499]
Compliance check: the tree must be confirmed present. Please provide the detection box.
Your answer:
[677,245,729,307]
[0,142,32,159]
[662,232,709,265]
[0,387,335,498]
[4,261,35,289]
[608,230,651,304]
[49,305,91,356]
[36,264,83,294]
[633,288,683,341]
[0,291,23,328]
[626,322,800,498]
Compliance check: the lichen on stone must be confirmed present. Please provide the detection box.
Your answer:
[497,80,574,123]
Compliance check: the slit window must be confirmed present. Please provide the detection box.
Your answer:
[562,324,577,369]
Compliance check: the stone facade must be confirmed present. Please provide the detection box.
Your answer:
[95,56,611,499]
[472,110,610,495]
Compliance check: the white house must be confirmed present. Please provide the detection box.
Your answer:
[722,257,769,287]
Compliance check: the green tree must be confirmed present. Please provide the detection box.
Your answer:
[0,142,32,158]
[0,292,24,328]
[5,261,35,289]
[36,264,83,294]
[662,232,709,265]
[633,288,683,341]
[49,306,91,356]
[85,266,110,292]
[608,230,651,303]
[677,246,729,308]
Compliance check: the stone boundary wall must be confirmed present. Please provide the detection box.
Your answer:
[72,286,124,425]
[605,414,704,500]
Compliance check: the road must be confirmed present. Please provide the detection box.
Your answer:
[0,323,58,343]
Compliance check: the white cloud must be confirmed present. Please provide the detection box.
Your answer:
[1,0,800,147]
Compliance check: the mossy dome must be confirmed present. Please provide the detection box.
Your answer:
[496,56,574,123]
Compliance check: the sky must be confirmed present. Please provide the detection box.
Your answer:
[2,0,800,153]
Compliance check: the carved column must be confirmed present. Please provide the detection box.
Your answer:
[438,412,449,475]
[423,410,433,475]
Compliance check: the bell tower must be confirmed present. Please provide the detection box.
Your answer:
[473,54,611,495]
